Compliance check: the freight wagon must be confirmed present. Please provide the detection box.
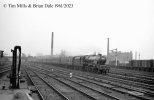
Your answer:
[129,60,154,72]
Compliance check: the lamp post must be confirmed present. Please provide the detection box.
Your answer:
[110,48,118,66]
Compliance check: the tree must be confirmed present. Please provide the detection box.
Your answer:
[59,50,67,57]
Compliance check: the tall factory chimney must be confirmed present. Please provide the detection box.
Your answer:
[107,38,109,63]
[51,32,54,56]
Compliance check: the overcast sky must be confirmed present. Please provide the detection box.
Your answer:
[0,0,154,59]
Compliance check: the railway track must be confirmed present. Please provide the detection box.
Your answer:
[98,73,154,91]
[110,68,154,80]
[26,67,118,100]
[58,68,154,97]
[39,68,154,100]
[34,62,154,85]
[26,63,154,100]
[0,66,11,73]
[33,63,154,92]
[108,72,154,85]
[56,65,154,92]
[27,67,125,100]
[26,69,70,100]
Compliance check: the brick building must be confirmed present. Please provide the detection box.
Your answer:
[108,51,133,65]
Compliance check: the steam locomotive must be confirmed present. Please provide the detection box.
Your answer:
[72,54,109,74]
[31,54,110,74]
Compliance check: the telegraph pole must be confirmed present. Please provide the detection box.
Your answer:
[110,48,118,66]
[115,48,118,66]
[51,32,54,56]
[107,38,109,64]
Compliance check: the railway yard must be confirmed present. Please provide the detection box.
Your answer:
[1,0,154,99]
[0,62,154,100]
[0,46,154,100]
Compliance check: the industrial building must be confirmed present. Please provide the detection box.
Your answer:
[108,51,133,66]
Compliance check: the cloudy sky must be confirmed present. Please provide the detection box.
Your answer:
[0,0,153,59]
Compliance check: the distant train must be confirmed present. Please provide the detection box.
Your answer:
[30,54,110,74]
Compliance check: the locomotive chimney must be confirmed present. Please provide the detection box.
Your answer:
[51,32,54,56]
